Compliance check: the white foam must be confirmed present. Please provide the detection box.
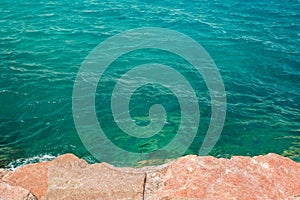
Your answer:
[6,154,56,171]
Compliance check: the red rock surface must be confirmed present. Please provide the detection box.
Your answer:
[43,154,145,200]
[0,169,37,200]
[0,153,299,200]
[0,182,37,200]
[2,161,49,199]
[148,154,300,200]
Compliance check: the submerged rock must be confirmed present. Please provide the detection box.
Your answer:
[0,153,299,200]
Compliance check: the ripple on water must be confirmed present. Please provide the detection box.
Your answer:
[0,0,300,167]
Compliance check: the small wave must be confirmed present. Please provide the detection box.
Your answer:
[37,13,54,17]
[25,29,41,33]
[82,10,99,13]
[6,154,56,171]
[196,19,220,29]
[241,36,263,42]
[9,66,27,72]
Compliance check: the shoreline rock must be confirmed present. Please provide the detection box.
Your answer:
[0,153,300,200]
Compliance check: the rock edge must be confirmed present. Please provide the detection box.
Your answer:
[1,153,300,200]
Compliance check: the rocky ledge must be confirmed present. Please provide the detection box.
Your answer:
[0,153,300,200]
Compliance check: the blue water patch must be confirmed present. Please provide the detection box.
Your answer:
[0,0,299,167]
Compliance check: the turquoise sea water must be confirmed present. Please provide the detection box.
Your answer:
[1,0,299,168]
